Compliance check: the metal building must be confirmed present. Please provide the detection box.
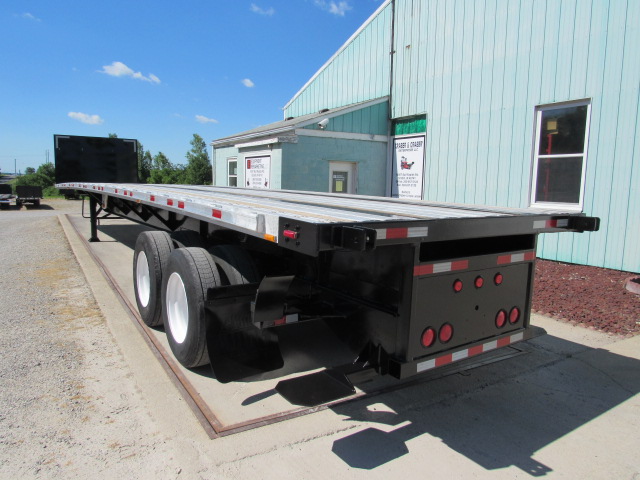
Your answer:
[212,0,639,273]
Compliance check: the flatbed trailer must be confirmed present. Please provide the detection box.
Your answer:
[57,182,600,405]
[16,185,43,208]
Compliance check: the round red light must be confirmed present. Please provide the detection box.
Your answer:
[453,279,463,293]
[475,276,484,288]
[421,327,437,348]
[509,307,520,324]
[494,273,503,285]
[496,310,507,328]
[439,323,454,343]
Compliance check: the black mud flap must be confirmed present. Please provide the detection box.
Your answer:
[275,369,356,407]
[206,283,284,383]
[207,326,284,383]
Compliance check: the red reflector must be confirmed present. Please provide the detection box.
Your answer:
[509,307,520,324]
[496,310,507,328]
[150,195,156,202]
[178,201,185,209]
[475,276,484,288]
[212,209,222,218]
[274,317,287,326]
[167,199,174,206]
[283,230,298,239]
[494,273,503,285]
[421,328,436,348]
[453,279,463,293]
[439,323,453,343]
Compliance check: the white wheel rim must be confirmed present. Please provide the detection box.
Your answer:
[166,272,189,344]
[136,251,151,308]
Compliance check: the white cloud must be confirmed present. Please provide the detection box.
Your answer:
[241,78,255,88]
[195,115,219,124]
[68,112,104,125]
[314,0,352,16]
[250,3,275,16]
[21,12,41,22]
[99,61,161,84]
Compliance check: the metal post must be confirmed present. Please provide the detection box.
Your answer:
[89,196,100,242]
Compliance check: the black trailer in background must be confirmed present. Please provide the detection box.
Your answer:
[54,135,139,198]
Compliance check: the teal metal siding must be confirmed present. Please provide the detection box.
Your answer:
[302,101,389,135]
[392,0,640,272]
[284,3,392,118]
[281,137,387,195]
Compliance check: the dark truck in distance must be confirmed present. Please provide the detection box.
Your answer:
[16,186,43,208]
[56,181,600,406]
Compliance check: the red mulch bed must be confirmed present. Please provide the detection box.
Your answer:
[532,259,640,337]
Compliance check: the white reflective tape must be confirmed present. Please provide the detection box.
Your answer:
[511,332,524,342]
[417,358,436,373]
[557,219,569,227]
[533,220,546,229]
[511,253,525,262]
[408,227,429,238]
[376,229,387,240]
[483,340,498,352]
[285,314,299,324]
[433,262,452,273]
[452,349,469,362]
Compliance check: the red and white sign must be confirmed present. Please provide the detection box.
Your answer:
[245,155,271,189]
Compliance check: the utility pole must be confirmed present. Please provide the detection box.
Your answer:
[14,159,16,176]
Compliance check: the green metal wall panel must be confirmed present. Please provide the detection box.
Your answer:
[392,0,640,272]
[284,3,392,118]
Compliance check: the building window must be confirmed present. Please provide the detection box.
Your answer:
[531,101,590,209]
[227,158,237,186]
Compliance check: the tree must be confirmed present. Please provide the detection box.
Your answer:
[137,142,152,183]
[25,167,36,175]
[148,152,185,184]
[183,134,212,185]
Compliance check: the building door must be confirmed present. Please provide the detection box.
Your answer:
[329,162,357,194]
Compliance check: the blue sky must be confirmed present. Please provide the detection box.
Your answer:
[0,1,382,173]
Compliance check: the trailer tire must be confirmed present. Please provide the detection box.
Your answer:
[170,230,208,249]
[133,231,174,327]
[162,247,221,368]
[208,245,261,285]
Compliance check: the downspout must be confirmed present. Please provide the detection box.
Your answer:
[386,0,397,197]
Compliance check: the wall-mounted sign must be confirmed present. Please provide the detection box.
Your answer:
[245,155,271,189]
[391,134,425,199]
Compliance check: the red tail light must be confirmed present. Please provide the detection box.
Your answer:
[421,327,437,348]
[475,276,484,288]
[509,307,520,324]
[496,310,507,328]
[453,279,463,293]
[494,273,503,285]
[439,323,453,343]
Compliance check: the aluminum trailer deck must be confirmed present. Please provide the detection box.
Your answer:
[56,183,599,252]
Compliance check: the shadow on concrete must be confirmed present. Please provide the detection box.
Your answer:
[329,336,639,475]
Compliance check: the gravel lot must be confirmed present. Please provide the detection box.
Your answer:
[0,200,179,478]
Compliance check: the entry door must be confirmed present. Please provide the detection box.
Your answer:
[329,162,357,194]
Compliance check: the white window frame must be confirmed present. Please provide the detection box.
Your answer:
[227,157,238,187]
[530,100,591,211]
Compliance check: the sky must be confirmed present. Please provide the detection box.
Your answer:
[0,0,383,173]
